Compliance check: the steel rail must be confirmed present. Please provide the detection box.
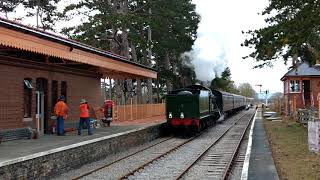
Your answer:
[222,113,255,180]
[71,136,174,180]
[119,129,209,179]
[175,112,254,180]
[121,113,249,180]
[176,113,249,179]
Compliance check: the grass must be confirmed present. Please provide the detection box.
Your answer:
[264,120,320,180]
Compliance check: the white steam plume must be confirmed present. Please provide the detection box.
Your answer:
[183,34,227,81]
[184,0,227,82]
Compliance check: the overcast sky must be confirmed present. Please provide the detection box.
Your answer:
[191,0,290,94]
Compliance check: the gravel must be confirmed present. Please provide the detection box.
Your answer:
[54,109,254,180]
[80,137,187,179]
[52,137,180,179]
[181,113,252,179]
[125,112,251,180]
[227,119,251,180]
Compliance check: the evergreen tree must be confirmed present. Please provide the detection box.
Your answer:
[23,0,61,31]
[62,0,199,102]
[0,0,22,18]
[210,67,238,93]
[242,0,320,67]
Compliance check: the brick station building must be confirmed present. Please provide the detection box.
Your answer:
[0,18,157,136]
[281,62,320,115]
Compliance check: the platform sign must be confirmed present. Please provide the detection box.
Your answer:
[308,121,320,153]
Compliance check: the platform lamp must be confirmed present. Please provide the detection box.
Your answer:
[255,84,269,107]
[255,84,262,105]
[264,90,269,107]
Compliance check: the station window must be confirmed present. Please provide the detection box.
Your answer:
[51,80,58,113]
[61,81,67,102]
[290,80,300,92]
[23,78,33,118]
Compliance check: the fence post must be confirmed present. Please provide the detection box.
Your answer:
[113,104,117,122]
[293,96,297,114]
[318,95,320,119]
[278,97,281,113]
[131,98,133,120]
[135,101,138,120]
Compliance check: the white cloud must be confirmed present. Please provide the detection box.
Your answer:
[191,0,290,93]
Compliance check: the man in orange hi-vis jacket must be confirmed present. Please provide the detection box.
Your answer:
[54,95,68,136]
[78,99,93,135]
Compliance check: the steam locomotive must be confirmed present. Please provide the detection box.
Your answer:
[166,85,252,133]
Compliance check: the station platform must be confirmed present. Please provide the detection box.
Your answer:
[245,108,279,180]
[0,118,166,179]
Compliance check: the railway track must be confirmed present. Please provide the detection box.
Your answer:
[72,122,222,179]
[121,111,254,180]
[72,136,184,179]
[178,112,253,179]
[71,110,254,180]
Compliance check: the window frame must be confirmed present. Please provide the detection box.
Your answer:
[51,80,58,114]
[289,79,301,93]
[61,81,67,102]
[23,78,33,118]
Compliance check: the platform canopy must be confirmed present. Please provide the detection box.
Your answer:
[0,18,157,79]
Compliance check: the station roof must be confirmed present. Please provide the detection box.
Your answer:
[281,62,320,81]
[0,18,157,79]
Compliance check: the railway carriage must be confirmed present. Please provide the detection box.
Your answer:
[234,94,246,110]
[245,97,254,107]
[211,90,246,114]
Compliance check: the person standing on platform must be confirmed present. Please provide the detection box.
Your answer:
[78,99,93,135]
[54,95,68,136]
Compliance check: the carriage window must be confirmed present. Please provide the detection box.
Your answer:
[61,81,67,102]
[23,79,33,118]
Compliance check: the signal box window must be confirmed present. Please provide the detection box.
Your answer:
[23,79,33,118]
[290,80,300,92]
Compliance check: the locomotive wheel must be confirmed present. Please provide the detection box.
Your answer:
[197,124,201,133]
[201,121,205,130]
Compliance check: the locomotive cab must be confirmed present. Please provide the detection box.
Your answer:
[166,85,218,134]
[166,89,199,129]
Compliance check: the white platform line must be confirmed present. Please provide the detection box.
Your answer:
[0,126,149,167]
[240,110,258,180]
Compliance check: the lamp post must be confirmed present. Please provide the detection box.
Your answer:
[264,90,269,107]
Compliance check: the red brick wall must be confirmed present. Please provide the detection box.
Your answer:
[310,77,320,108]
[283,77,320,114]
[0,59,102,130]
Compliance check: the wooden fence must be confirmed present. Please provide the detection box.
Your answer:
[113,103,165,122]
